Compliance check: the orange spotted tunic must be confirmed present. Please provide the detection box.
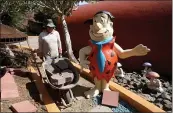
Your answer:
[87,37,118,82]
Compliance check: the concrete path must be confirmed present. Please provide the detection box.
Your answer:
[14,36,39,49]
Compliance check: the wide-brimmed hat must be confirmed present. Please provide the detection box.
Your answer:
[45,19,55,27]
[84,11,115,24]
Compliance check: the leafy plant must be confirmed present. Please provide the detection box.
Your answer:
[0,0,99,63]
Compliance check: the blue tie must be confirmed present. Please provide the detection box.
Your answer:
[91,37,113,73]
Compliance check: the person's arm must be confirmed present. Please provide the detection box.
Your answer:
[56,32,62,56]
[114,43,150,59]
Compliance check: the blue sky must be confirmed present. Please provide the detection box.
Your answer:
[78,1,89,6]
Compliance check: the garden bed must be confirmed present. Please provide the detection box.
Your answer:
[1,45,170,112]
[0,46,46,112]
[113,72,172,112]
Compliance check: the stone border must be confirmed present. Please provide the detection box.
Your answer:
[71,62,166,113]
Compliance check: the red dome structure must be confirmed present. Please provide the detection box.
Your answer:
[57,1,172,76]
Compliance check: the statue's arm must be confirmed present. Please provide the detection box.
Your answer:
[114,43,150,59]
[79,46,92,62]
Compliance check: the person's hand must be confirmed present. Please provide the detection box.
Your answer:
[59,53,62,58]
[80,60,90,72]
[31,49,37,58]
[133,44,150,56]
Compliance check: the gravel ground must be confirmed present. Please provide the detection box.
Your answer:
[113,71,172,112]
[44,75,99,112]
[1,70,47,112]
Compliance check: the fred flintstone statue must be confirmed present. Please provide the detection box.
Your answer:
[79,11,150,98]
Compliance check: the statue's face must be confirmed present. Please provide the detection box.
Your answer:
[89,13,114,41]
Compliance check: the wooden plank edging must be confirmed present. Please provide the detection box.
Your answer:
[27,66,61,112]
[71,62,166,113]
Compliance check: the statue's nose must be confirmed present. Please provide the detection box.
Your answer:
[95,22,102,31]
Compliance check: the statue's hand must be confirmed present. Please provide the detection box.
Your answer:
[133,44,150,56]
[80,60,90,72]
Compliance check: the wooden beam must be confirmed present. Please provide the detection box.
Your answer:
[27,66,61,112]
[71,62,166,113]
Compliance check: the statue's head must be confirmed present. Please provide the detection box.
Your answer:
[85,11,115,41]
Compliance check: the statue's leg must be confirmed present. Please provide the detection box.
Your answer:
[84,77,101,98]
[101,79,111,92]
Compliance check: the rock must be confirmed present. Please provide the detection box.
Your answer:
[155,92,162,98]
[123,84,129,87]
[163,103,172,111]
[122,79,127,84]
[124,76,131,81]
[155,103,163,109]
[163,82,170,88]
[139,94,156,102]
[129,85,134,89]
[129,81,134,85]
[161,93,171,101]
[157,87,164,93]
[127,80,130,85]
[150,93,155,97]
[137,89,142,93]
[163,100,171,105]
[137,74,142,78]
[130,89,136,92]
[118,79,123,83]
[126,73,133,76]
[167,87,172,94]
[133,82,141,88]
[155,98,163,103]
[131,77,138,82]
[120,83,125,86]
[141,77,147,82]
[131,78,135,81]
[132,72,137,74]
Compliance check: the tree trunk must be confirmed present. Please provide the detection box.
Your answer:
[60,15,79,64]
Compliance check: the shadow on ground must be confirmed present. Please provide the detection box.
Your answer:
[26,82,43,104]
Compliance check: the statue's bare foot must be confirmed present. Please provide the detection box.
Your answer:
[84,87,100,99]
[103,87,111,91]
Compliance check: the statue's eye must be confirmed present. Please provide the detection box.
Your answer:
[101,19,103,23]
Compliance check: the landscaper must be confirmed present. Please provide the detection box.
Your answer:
[37,19,62,60]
